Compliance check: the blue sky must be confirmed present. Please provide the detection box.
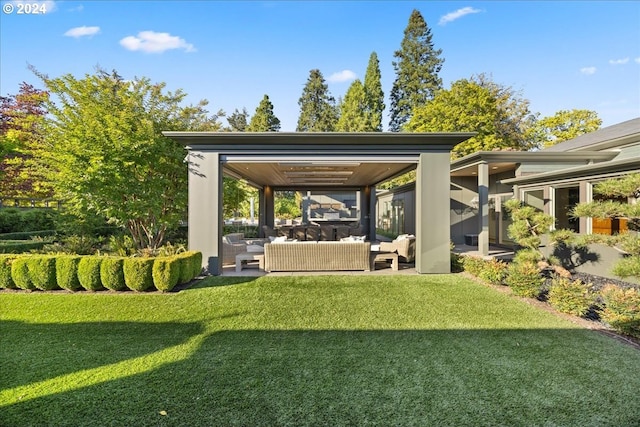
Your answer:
[1,1,639,131]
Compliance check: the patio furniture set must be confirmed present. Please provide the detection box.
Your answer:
[225,231,416,273]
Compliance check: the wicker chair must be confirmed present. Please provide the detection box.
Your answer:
[379,236,415,263]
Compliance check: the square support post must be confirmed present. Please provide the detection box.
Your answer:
[478,162,490,256]
[188,151,223,275]
[416,152,451,273]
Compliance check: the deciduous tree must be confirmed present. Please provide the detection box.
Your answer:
[389,9,444,132]
[32,67,222,250]
[296,69,338,132]
[530,109,601,148]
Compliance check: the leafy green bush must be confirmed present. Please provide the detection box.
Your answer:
[600,284,640,338]
[100,257,127,291]
[478,259,508,285]
[513,248,543,264]
[0,255,18,289]
[548,277,597,317]
[462,256,485,277]
[77,257,104,291]
[123,258,155,292]
[56,255,82,291]
[0,230,57,241]
[152,257,181,292]
[0,208,58,233]
[11,257,35,290]
[27,256,59,290]
[505,262,544,298]
[0,240,49,254]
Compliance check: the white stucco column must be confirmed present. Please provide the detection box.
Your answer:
[478,162,489,256]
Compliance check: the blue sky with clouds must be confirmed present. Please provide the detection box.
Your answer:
[1,1,639,131]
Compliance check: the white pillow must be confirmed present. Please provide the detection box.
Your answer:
[352,235,366,242]
[396,234,409,241]
[222,236,230,244]
[269,236,277,242]
[340,236,355,242]
[273,236,287,243]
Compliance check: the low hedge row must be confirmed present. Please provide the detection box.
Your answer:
[0,230,57,241]
[0,240,50,254]
[0,251,202,293]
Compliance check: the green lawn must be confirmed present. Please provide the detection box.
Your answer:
[1,274,639,427]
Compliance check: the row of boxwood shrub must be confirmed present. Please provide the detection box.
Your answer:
[461,255,640,339]
[0,251,202,293]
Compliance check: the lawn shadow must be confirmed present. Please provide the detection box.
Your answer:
[0,320,204,392]
[3,328,640,427]
[183,275,260,290]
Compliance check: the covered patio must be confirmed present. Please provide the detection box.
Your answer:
[164,132,474,275]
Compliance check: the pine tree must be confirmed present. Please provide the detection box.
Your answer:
[296,69,338,132]
[247,94,281,132]
[227,108,248,131]
[389,9,444,132]
[363,52,384,131]
[336,80,368,132]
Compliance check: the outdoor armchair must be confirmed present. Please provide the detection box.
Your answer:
[379,235,415,263]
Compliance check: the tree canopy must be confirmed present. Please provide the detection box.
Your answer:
[32,67,221,250]
[529,109,601,148]
[226,108,248,132]
[363,52,385,131]
[296,69,338,132]
[0,83,51,198]
[247,94,280,132]
[389,9,444,132]
[336,80,368,132]
[407,75,536,158]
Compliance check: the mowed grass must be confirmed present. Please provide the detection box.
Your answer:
[1,274,639,427]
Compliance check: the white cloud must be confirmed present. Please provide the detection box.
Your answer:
[68,4,84,12]
[10,0,56,13]
[609,57,629,65]
[580,66,597,75]
[120,31,196,53]
[327,70,357,83]
[439,6,481,25]
[636,57,640,64]
[64,26,100,38]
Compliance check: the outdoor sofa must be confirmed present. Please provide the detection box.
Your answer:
[264,241,371,272]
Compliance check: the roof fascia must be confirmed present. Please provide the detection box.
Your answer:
[450,151,617,173]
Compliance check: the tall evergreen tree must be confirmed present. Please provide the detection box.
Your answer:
[227,108,248,131]
[336,80,368,132]
[247,94,281,132]
[363,52,384,131]
[296,69,338,132]
[389,9,444,132]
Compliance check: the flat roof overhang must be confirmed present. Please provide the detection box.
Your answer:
[450,150,618,177]
[164,132,476,187]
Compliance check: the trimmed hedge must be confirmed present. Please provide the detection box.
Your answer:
[0,230,57,241]
[27,256,59,290]
[101,257,127,291]
[77,257,105,291]
[0,240,49,254]
[11,257,35,290]
[0,255,18,289]
[2,251,202,293]
[124,258,155,292]
[56,256,82,291]
[152,257,181,292]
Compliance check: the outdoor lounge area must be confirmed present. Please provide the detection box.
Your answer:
[164,132,474,275]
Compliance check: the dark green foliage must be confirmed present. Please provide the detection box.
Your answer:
[548,277,597,317]
[0,208,58,233]
[389,9,444,131]
[77,256,104,291]
[601,284,640,338]
[336,80,368,132]
[123,258,155,292]
[0,254,18,289]
[152,257,181,292]
[363,52,384,132]
[505,262,543,298]
[56,255,82,291]
[0,240,49,253]
[27,255,59,290]
[296,69,338,132]
[0,229,56,240]
[11,257,35,290]
[100,257,127,291]
[226,108,248,131]
[247,95,280,132]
